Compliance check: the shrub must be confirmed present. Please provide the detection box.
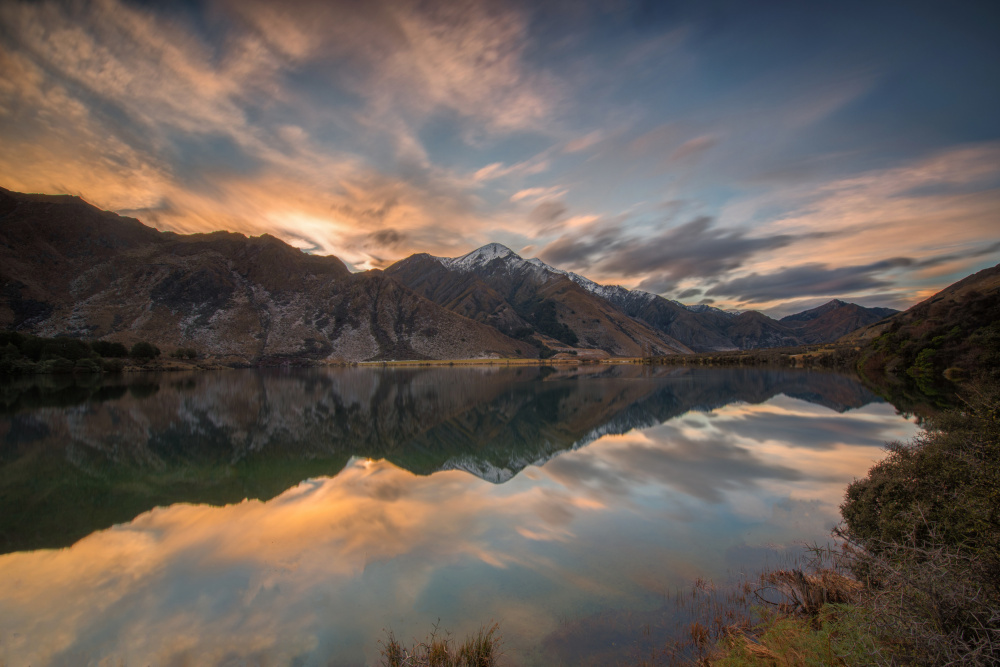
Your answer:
[91,340,129,358]
[101,358,125,373]
[379,623,502,667]
[41,337,94,362]
[839,384,1000,664]
[39,357,76,374]
[129,341,161,360]
[73,358,102,374]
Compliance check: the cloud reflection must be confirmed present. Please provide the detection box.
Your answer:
[0,390,917,665]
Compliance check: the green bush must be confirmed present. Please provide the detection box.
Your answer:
[842,386,1000,558]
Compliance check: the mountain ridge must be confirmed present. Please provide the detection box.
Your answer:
[402,242,897,353]
[1,187,901,361]
[0,187,530,363]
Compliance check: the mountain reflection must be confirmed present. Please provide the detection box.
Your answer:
[0,365,881,553]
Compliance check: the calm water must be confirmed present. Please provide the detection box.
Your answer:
[0,365,919,666]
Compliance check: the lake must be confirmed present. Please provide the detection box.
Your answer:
[0,365,920,666]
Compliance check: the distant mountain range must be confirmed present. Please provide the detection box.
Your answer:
[1,187,898,363]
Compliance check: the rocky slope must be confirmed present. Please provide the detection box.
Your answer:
[390,243,897,353]
[0,187,529,362]
[387,243,692,356]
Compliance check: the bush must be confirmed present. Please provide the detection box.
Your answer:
[839,385,1000,664]
[41,337,94,362]
[39,357,76,374]
[101,358,125,373]
[91,340,128,358]
[129,341,161,360]
[73,358,102,374]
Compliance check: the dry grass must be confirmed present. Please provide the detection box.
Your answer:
[379,622,503,667]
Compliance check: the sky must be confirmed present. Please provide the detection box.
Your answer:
[1,0,998,316]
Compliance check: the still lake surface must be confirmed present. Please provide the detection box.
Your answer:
[0,365,919,666]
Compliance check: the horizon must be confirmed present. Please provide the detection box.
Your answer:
[1,0,998,316]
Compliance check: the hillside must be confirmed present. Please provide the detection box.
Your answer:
[849,263,1000,383]
[389,244,897,355]
[0,187,529,363]
[387,244,692,357]
[781,299,897,344]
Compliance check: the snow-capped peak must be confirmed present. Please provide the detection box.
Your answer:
[441,243,520,271]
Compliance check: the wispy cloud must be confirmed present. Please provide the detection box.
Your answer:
[706,259,912,302]
[0,0,997,306]
[539,216,817,291]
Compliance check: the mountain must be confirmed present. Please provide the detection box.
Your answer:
[386,243,692,357]
[509,252,896,351]
[541,265,740,352]
[0,187,529,362]
[0,186,899,361]
[848,262,1000,382]
[780,299,897,344]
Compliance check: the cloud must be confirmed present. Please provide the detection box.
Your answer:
[564,130,604,153]
[366,228,405,248]
[668,134,717,162]
[527,199,569,234]
[474,153,552,182]
[510,186,566,203]
[0,0,555,269]
[706,258,914,302]
[539,216,815,291]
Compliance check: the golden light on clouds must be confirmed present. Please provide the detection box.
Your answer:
[0,0,997,309]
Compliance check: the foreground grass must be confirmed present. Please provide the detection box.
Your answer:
[379,623,503,667]
[714,604,879,667]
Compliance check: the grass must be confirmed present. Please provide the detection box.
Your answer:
[379,622,503,667]
[714,604,878,667]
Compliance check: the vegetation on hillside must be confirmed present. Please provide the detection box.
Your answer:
[0,331,187,374]
[858,284,1000,388]
[649,344,861,370]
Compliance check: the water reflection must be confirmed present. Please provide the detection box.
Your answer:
[3,366,881,554]
[0,367,918,665]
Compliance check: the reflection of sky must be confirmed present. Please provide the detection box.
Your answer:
[0,397,917,666]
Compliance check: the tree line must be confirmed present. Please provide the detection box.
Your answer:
[0,331,197,375]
